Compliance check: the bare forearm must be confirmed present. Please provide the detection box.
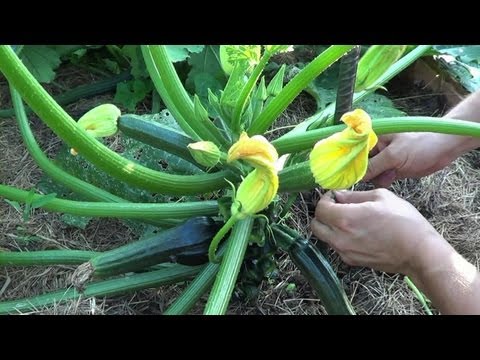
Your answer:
[408,234,480,315]
[443,89,480,154]
[446,89,480,122]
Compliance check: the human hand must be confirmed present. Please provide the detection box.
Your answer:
[364,132,473,188]
[311,189,449,276]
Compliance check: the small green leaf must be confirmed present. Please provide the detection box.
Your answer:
[193,94,210,121]
[264,45,294,55]
[266,64,286,97]
[254,76,268,102]
[207,88,222,117]
[166,45,204,62]
[191,72,223,113]
[23,188,36,222]
[60,213,92,230]
[220,63,248,122]
[304,64,340,111]
[31,193,57,209]
[103,58,121,74]
[357,93,406,118]
[114,79,152,111]
[286,283,296,293]
[4,199,21,213]
[72,48,88,58]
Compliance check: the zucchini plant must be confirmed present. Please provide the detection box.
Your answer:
[1,44,480,315]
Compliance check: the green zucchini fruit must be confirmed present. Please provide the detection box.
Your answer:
[72,216,221,289]
[272,224,355,315]
[117,114,201,167]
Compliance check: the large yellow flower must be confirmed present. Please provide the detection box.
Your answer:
[209,132,280,263]
[309,109,378,190]
[231,168,279,219]
[227,132,279,218]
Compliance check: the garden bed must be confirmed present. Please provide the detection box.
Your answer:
[1,47,479,315]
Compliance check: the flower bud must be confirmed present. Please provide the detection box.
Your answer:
[187,141,221,167]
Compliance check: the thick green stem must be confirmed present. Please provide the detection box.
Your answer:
[248,46,355,135]
[273,117,480,155]
[141,45,198,139]
[146,45,228,148]
[0,250,99,266]
[231,53,272,133]
[204,217,254,315]
[0,264,201,314]
[0,45,234,196]
[11,87,178,227]
[163,245,226,315]
[276,116,480,193]
[12,86,121,204]
[0,71,132,118]
[282,45,432,137]
[0,184,218,219]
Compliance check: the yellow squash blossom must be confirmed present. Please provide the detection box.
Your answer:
[209,132,279,263]
[231,168,279,220]
[309,109,378,190]
[228,132,278,169]
[227,132,278,217]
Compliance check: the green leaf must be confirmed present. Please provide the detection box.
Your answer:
[187,46,227,99]
[220,64,248,122]
[60,213,92,230]
[20,46,62,83]
[4,199,21,213]
[166,45,204,63]
[432,46,480,93]
[103,58,121,74]
[304,64,340,111]
[434,45,480,64]
[222,45,262,73]
[121,45,149,79]
[31,193,57,209]
[23,188,36,222]
[264,45,294,55]
[114,79,152,111]
[49,45,85,57]
[266,64,286,97]
[192,72,224,113]
[286,283,296,293]
[357,93,406,118]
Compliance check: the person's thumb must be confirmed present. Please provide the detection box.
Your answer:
[334,190,379,204]
[364,149,396,182]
